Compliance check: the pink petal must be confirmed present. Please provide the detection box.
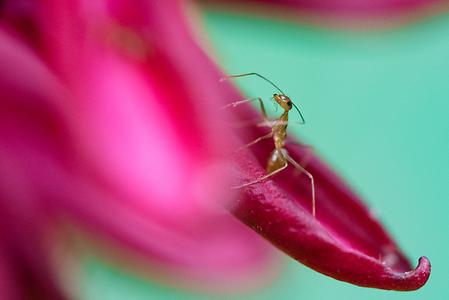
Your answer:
[202,0,445,18]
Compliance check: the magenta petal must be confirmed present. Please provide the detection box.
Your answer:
[203,0,445,18]
[0,212,67,300]
[227,127,431,290]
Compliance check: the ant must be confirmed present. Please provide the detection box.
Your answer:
[221,73,316,217]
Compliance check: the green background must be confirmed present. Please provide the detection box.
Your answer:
[82,8,449,300]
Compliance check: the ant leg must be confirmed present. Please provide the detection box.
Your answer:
[221,97,273,129]
[300,145,314,167]
[236,132,273,152]
[283,151,316,218]
[231,161,288,190]
[230,118,264,129]
[221,97,268,120]
[221,97,273,150]
[286,142,314,168]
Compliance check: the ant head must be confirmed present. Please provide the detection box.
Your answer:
[273,94,293,111]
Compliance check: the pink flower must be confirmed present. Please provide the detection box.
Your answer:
[0,0,430,298]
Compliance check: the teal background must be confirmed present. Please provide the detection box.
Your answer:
[82,8,449,300]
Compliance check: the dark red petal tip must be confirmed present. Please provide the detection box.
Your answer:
[229,148,431,290]
[395,256,431,290]
[375,256,431,291]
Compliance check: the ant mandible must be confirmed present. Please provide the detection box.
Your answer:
[221,73,316,217]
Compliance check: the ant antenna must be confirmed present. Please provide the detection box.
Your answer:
[221,72,286,95]
[221,72,306,124]
[292,103,305,124]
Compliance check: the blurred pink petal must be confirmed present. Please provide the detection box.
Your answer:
[0,31,68,299]
[0,0,277,294]
[202,0,444,17]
